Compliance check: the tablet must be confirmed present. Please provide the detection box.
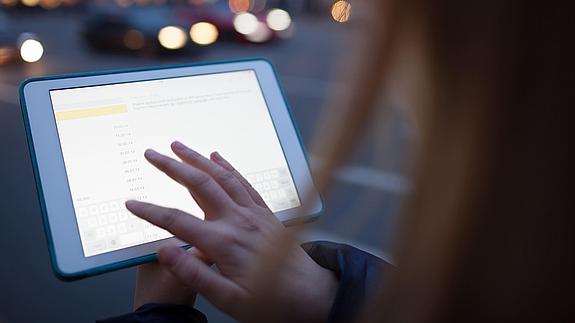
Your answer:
[20,58,322,280]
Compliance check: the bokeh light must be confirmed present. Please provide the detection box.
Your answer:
[233,12,259,35]
[0,47,15,65]
[331,0,352,23]
[123,29,146,50]
[21,0,41,7]
[157,26,187,50]
[228,0,250,13]
[245,22,272,43]
[39,0,61,9]
[20,39,44,63]
[0,0,18,7]
[189,22,219,46]
[266,8,291,32]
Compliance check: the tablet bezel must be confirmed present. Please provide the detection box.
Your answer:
[20,58,323,280]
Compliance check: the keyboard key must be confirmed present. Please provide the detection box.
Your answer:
[97,215,108,226]
[108,212,119,223]
[89,205,99,215]
[107,226,117,235]
[96,228,107,239]
[88,217,98,228]
[100,203,110,213]
[79,207,89,217]
[117,211,126,221]
[110,201,120,211]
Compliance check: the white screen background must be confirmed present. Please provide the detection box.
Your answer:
[50,70,300,257]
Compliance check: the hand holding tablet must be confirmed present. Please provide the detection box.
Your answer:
[20,59,322,279]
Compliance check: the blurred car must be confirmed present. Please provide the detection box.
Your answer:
[82,2,293,56]
[83,5,205,55]
[177,2,294,44]
[0,12,44,65]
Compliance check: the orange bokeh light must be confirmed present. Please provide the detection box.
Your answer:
[228,0,250,13]
[331,1,352,23]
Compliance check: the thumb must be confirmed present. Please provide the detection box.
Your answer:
[158,245,245,316]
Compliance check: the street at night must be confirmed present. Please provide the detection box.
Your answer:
[1,3,409,322]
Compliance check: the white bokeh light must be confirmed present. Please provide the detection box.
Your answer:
[233,12,259,35]
[266,8,291,31]
[20,39,44,63]
[157,26,187,50]
[246,22,273,43]
[190,22,219,45]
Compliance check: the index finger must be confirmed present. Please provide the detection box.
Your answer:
[171,142,254,208]
[126,200,219,253]
[144,149,234,215]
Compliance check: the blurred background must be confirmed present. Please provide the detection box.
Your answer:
[0,1,411,322]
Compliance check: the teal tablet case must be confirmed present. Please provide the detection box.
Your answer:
[19,58,322,281]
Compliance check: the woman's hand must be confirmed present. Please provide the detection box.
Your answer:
[126,141,337,323]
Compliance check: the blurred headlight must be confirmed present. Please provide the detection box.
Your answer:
[21,0,40,7]
[190,22,219,46]
[19,37,44,63]
[157,26,187,50]
[266,9,291,32]
[233,12,258,35]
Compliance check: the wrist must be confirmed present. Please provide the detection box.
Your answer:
[293,255,338,323]
[310,265,338,323]
[133,264,196,310]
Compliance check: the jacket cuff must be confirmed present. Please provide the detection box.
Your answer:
[303,241,393,323]
[96,303,207,323]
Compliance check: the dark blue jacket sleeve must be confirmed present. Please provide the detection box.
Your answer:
[303,241,393,323]
[99,241,391,323]
[96,303,207,323]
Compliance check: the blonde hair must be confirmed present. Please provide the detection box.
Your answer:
[311,0,574,322]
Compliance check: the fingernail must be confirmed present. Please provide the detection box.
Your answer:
[212,151,223,161]
[144,149,159,160]
[158,246,184,268]
[172,141,185,151]
[125,200,137,210]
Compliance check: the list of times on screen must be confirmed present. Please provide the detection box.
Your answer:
[50,70,301,257]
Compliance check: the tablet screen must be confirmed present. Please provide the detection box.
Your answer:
[49,70,301,257]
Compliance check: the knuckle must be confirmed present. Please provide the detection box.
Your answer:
[216,170,236,185]
[190,171,212,188]
[182,148,200,161]
[223,162,236,172]
[215,225,251,250]
[234,211,260,232]
[161,208,180,229]
[240,176,253,188]
[176,258,204,290]
[217,227,240,245]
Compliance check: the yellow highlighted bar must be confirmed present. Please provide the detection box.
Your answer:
[55,104,127,121]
